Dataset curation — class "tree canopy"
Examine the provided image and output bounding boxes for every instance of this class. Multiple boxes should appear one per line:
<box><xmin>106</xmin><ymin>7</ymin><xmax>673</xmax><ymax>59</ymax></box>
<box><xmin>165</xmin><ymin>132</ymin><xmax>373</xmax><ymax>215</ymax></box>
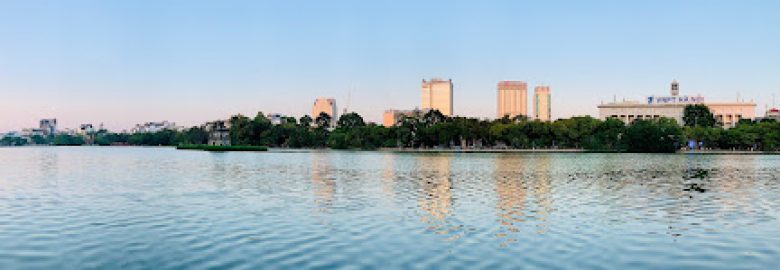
<box><xmin>683</xmin><ymin>104</ymin><xmax>717</xmax><ymax>128</ymax></box>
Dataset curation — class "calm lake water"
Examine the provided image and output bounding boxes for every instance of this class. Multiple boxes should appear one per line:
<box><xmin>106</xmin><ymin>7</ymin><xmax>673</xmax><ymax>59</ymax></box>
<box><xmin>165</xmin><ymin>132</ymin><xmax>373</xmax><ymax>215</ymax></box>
<box><xmin>0</xmin><ymin>147</ymin><xmax>778</xmax><ymax>269</ymax></box>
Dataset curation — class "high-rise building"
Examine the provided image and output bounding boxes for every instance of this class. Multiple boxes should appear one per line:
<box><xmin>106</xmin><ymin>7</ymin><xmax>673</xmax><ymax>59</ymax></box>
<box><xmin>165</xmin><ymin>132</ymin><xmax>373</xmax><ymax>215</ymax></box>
<box><xmin>497</xmin><ymin>81</ymin><xmax>528</xmax><ymax>119</ymax></box>
<box><xmin>39</xmin><ymin>118</ymin><xmax>57</xmax><ymax>136</ymax></box>
<box><xmin>312</xmin><ymin>98</ymin><xmax>338</xmax><ymax>127</ymax></box>
<box><xmin>534</xmin><ymin>86</ymin><xmax>551</xmax><ymax>121</ymax></box>
<box><xmin>421</xmin><ymin>78</ymin><xmax>454</xmax><ymax>116</ymax></box>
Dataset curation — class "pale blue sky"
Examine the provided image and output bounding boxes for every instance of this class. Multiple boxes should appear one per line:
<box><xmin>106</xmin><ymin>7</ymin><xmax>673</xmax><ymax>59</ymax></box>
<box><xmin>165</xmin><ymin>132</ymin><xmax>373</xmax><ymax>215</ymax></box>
<box><xmin>1</xmin><ymin>0</ymin><xmax>778</xmax><ymax>132</ymax></box>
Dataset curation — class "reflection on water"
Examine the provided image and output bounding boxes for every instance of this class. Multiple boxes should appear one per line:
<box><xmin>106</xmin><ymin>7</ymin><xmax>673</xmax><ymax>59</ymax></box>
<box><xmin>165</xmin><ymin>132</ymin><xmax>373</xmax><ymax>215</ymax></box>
<box><xmin>494</xmin><ymin>155</ymin><xmax>526</xmax><ymax>246</ymax></box>
<box><xmin>416</xmin><ymin>155</ymin><xmax>457</xmax><ymax>238</ymax></box>
<box><xmin>311</xmin><ymin>153</ymin><xmax>335</xmax><ymax>213</ymax></box>
<box><xmin>1</xmin><ymin>148</ymin><xmax>779</xmax><ymax>269</ymax></box>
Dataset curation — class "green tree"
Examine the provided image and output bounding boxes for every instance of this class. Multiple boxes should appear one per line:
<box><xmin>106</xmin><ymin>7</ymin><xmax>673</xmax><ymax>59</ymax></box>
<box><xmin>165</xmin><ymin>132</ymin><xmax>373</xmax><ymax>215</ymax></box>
<box><xmin>683</xmin><ymin>104</ymin><xmax>717</xmax><ymax>127</ymax></box>
<box><xmin>584</xmin><ymin>118</ymin><xmax>626</xmax><ymax>151</ymax></box>
<box><xmin>52</xmin><ymin>134</ymin><xmax>85</xmax><ymax>146</ymax></box>
<box><xmin>299</xmin><ymin>115</ymin><xmax>313</xmax><ymax>127</ymax></box>
<box><xmin>337</xmin><ymin>112</ymin><xmax>366</xmax><ymax>129</ymax></box>
<box><xmin>315</xmin><ymin>112</ymin><xmax>332</xmax><ymax>128</ymax></box>
<box><xmin>624</xmin><ymin>118</ymin><xmax>683</xmax><ymax>153</ymax></box>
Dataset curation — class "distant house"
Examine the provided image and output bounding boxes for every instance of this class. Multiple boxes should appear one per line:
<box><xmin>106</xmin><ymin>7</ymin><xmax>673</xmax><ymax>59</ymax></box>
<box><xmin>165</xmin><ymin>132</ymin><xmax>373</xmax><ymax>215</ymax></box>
<box><xmin>268</xmin><ymin>113</ymin><xmax>285</xmax><ymax>125</ymax></box>
<box><xmin>206</xmin><ymin>121</ymin><xmax>230</xmax><ymax>146</ymax></box>
<box><xmin>131</xmin><ymin>121</ymin><xmax>176</xmax><ymax>133</ymax></box>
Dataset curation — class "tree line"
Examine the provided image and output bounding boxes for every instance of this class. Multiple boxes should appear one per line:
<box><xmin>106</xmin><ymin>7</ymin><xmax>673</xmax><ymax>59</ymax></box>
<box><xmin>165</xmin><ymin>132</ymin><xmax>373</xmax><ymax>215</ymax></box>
<box><xmin>4</xmin><ymin>105</ymin><xmax>777</xmax><ymax>153</ymax></box>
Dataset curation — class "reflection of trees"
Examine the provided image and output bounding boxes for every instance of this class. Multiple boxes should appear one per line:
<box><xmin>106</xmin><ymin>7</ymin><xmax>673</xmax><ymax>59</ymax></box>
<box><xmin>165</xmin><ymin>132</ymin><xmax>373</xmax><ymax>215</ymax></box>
<box><xmin>417</xmin><ymin>154</ymin><xmax>456</xmax><ymax>237</ymax></box>
<box><xmin>494</xmin><ymin>155</ymin><xmax>526</xmax><ymax>245</ymax></box>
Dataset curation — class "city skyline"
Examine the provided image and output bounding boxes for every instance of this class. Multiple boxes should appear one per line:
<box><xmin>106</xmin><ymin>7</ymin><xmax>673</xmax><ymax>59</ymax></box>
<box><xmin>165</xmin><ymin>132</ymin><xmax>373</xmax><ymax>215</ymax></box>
<box><xmin>1</xmin><ymin>1</ymin><xmax>778</xmax><ymax>132</ymax></box>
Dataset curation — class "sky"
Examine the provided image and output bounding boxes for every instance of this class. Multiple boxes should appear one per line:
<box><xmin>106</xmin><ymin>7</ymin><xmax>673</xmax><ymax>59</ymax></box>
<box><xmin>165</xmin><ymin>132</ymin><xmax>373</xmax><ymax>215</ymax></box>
<box><xmin>1</xmin><ymin>0</ymin><xmax>778</xmax><ymax>132</ymax></box>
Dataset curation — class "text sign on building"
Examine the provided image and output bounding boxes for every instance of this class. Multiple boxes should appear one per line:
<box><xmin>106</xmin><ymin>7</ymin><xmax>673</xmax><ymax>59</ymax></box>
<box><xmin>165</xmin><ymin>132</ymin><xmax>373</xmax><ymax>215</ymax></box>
<box><xmin>647</xmin><ymin>95</ymin><xmax>704</xmax><ymax>104</ymax></box>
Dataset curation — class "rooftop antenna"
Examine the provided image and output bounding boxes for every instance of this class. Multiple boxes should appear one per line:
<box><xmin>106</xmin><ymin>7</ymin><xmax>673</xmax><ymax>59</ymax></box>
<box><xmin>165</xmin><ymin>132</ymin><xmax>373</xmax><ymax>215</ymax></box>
<box><xmin>343</xmin><ymin>85</ymin><xmax>352</xmax><ymax>115</ymax></box>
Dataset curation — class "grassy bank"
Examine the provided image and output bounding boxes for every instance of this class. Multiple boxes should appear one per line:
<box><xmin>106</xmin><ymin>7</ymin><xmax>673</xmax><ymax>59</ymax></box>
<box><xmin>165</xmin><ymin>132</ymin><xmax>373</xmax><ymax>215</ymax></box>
<box><xmin>176</xmin><ymin>145</ymin><xmax>268</xmax><ymax>152</ymax></box>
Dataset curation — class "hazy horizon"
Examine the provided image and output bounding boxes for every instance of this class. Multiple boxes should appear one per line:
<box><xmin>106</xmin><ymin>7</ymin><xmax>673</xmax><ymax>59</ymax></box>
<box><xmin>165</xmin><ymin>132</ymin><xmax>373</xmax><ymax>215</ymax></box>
<box><xmin>1</xmin><ymin>0</ymin><xmax>778</xmax><ymax>132</ymax></box>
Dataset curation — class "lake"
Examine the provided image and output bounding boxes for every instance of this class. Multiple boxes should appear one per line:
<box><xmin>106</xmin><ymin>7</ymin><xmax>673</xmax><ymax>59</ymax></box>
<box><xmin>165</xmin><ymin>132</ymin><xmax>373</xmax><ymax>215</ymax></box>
<box><xmin>0</xmin><ymin>147</ymin><xmax>778</xmax><ymax>269</ymax></box>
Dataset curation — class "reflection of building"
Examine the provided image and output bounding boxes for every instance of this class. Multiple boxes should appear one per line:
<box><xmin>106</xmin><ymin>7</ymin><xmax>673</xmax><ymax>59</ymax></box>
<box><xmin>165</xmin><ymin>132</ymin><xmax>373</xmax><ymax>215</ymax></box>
<box><xmin>311</xmin><ymin>153</ymin><xmax>335</xmax><ymax>212</ymax></box>
<box><xmin>421</xmin><ymin>78</ymin><xmax>454</xmax><ymax>116</ymax></box>
<box><xmin>418</xmin><ymin>155</ymin><xmax>453</xmax><ymax>232</ymax></box>
<box><xmin>494</xmin><ymin>155</ymin><xmax>527</xmax><ymax>244</ymax></box>
<box><xmin>382</xmin><ymin>108</ymin><xmax>429</xmax><ymax>127</ymax></box>
<box><xmin>533</xmin><ymin>86</ymin><xmax>551</xmax><ymax>121</ymax></box>
<box><xmin>39</xmin><ymin>119</ymin><xmax>57</xmax><ymax>136</ymax></box>
<box><xmin>312</xmin><ymin>98</ymin><xmax>338</xmax><ymax>127</ymax></box>
<box><xmin>206</xmin><ymin>121</ymin><xmax>230</xmax><ymax>146</ymax></box>
<box><xmin>497</xmin><ymin>81</ymin><xmax>528</xmax><ymax>119</ymax></box>
<box><xmin>598</xmin><ymin>81</ymin><xmax>756</xmax><ymax>128</ymax></box>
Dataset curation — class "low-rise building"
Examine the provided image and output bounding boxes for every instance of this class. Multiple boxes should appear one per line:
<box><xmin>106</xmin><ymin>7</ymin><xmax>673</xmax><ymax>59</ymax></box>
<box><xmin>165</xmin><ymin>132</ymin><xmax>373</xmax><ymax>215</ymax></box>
<box><xmin>383</xmin><ymin>108</ymin><xmax>430</xmax><ymax>127</ymax></box>
<box><xmin>756</xmin><ymin>108</ymin><xmax>780</xmax><ymax>122</ymax></box>
<box><xmin>268</xmin><ymin>113</ymin><xmax>285</xmax><ymax>125</ymax></box>
<box><xmin>206</xmin><ymin>121</ymin><xmax>231</xmax><ymax>146</ymax></box>
<box><xmin>78</xmin><ymin>124</ymin><xmax>95</xmax><ymax>135</ymax></box>
<box><xmin>598</xmin><ymin>81</ymin><xmax>756</xmax><ymax>128</ymax></box>
<box><xmin>21</xmin><ymin>128</ymin><xmax>45</xmax><ymax>137</ymax></box>
<box><xmin>132</xmin><ymin>121</ymin><xmax>176</xmax><ymax>133</ymax></box>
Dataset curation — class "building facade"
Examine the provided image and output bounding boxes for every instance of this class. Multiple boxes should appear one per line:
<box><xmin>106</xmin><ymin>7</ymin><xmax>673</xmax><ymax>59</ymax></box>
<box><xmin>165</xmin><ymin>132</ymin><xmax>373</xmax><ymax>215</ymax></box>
<box><xmin>497</xmin><ymin>81</ymin><xmax>528</xmax><ymax>119</ymax></box>
<box><xmin>597</xmin><ymin>81</ymin><xmax>756</xmax><ymax>128</ymax></box>
<box><xmin>533</xmin><ymin>86</ymin><xmax>551</xmax><ymax>121</ymax></box>
<box><xmin>421</xmin><ymin>78</ymin><xmax>454</xmax><ymax>116</ymax></box>
<box><xmin>312</xmin><ymin>98</ymin><xmax>338</xmax><ymax>127</ymax></box>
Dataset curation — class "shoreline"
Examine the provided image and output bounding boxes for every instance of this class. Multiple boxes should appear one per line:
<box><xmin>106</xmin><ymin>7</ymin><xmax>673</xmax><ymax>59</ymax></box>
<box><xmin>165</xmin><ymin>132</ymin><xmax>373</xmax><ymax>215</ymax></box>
<box><xmin>1</xmin><ymin>145</ymin><xmax>778</xmax><ymax>155</ymax></box>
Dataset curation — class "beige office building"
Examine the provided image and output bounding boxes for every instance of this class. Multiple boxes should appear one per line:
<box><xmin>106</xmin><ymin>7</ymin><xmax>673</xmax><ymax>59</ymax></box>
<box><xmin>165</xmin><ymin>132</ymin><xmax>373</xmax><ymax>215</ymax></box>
<box><xmin>534</xmin><ymin>86</ymin><xmax>552</xmax><ymax>121</ymax></box>
<box><xmin>312</xmin><ymin>98</ymin><xmax>337</xmax><ymax>127</ymax></box>
<box><xmin>597</xmin><ymin>81</ymin><xmax>756</xmax><ymax>128</ymax></box>
<box><xmin>497</xmin><ymin>81</ymin><xmax>528</xmax><ymax>119</ymax></box>
<box><xmin>421</xmin><ymin>78</ymin><xmax>454</xmax><ymax>116</ymax></box>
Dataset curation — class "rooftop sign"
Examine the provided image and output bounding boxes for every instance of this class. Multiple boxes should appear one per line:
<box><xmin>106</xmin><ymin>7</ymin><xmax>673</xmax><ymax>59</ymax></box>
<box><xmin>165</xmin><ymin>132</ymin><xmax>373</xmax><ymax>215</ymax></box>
<box><xmin>647</xmin><ymin>95</ymin><xmax>704</xmax><ymax>105</ymax></box>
